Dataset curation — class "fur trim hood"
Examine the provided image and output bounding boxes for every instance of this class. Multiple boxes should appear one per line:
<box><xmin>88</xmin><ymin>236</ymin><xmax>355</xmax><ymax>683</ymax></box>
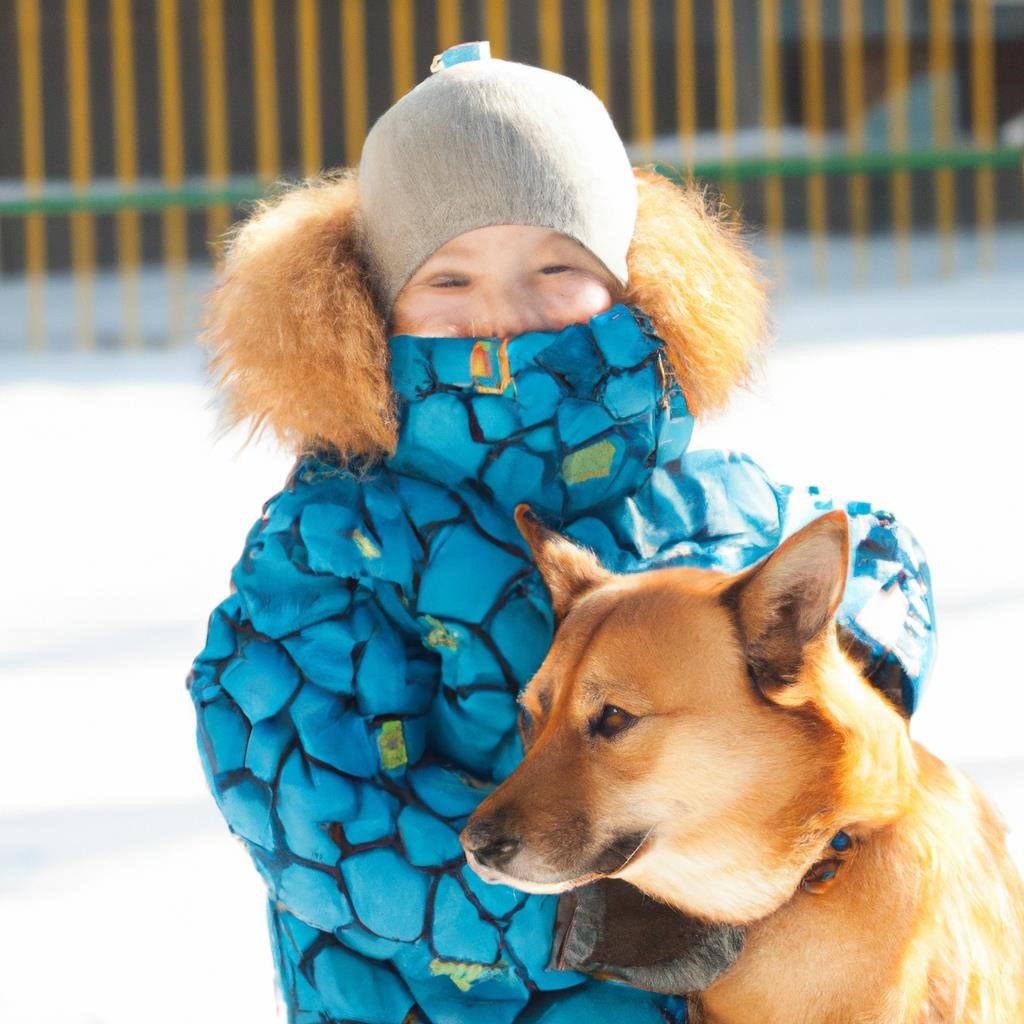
<box><xmin>203</xmin><ymin>169</ymin><xmax>767</xmax><ymax>458</ymax></box>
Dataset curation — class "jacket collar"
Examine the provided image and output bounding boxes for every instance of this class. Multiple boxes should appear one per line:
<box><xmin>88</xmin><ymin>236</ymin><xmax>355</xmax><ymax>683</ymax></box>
<box><xmin>386</xmin><ymin>305</ymin><xmax>693</xmax><ymax>521</ymax></box>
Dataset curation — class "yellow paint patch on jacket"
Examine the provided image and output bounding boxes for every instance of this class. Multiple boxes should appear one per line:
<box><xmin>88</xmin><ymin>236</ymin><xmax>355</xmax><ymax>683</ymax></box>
<box><xmin>429</xmin><ymin>958</ymin><xmax>507</xmax><ymax>992</ymax></box>
<box><xmin>470</xmin><ymin>338</ymin><xmax>513</xmax><ymax>395</ymax></box>
<box><xmin>352</xmin><ymin>528</ymin><xmax>381</xmax><ymax>558</ymax></box>
<box><xmin>377</xmin><ymin>720</ymin><xmax>408</xmax><ymax>770</ymax></box>
<box><xmin>423</xmin><ymin>615</ymin><xmax>458</xmax><ymax>651</ymax></box>
<box><xmin>561</xmin><ymin>439</ymin><xmax>617</xmax><ymax>484</ymax></box>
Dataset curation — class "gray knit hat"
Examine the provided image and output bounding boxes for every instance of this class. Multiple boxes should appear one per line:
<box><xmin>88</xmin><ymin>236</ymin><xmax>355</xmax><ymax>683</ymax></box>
<box><xmin>358</xmin><ymin>43</ymin><xmax>638</xmax><ymax>312</ymax></box>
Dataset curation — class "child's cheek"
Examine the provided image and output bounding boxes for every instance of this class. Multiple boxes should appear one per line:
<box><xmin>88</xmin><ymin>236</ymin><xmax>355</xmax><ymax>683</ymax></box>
<box><xmin>547</xmin><ymin>277</ymin><xmax>615</xmax><ymax>328</ymax></box>
<box><xmin>392</xmin><ymin>290</ymin><xmax>473</xmax><ymax>338</ymax></box>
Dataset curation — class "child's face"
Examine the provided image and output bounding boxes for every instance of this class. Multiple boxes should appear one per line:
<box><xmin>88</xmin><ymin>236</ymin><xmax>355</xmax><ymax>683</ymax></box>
<box><xmin>391</xmin><ymin>225</ymin><xmax>618</xmax><ymax>338</ymax></box>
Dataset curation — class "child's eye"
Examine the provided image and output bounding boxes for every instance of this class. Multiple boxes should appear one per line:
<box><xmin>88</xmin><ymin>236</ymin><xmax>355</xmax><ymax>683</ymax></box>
<box><xmin>430</xmin><ymin>277</ymin><xmax>469</xmax><ymax>288</ymax></box>
<box><xmin>539</xmin><ymin>265</ymin><xmax>572</xmax><ymax>275</ymax></box>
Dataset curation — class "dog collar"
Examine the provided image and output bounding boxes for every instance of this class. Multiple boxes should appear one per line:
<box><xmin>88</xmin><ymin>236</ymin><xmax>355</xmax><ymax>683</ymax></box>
<box><xmin>800</xmin><ymin>831</ymin><xmax>853</xmax><ymax>895</ymax></box>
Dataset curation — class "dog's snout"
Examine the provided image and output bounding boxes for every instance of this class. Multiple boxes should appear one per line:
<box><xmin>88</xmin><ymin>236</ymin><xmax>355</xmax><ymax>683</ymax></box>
<box><xmin>462</xmin><ymin>816</ymin><xmax>522</xmax><ymax>869</ymax></box>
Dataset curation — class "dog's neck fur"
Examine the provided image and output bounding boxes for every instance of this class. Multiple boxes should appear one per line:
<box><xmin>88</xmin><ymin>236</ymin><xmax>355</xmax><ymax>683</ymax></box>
<box><xmin>697</xmin><ymin>760</ymin><xmax>1024</xmax><ymax>1024</ymax></box>
<box><xmin>617</xmin><ymin>638</ymin><xmax>918</xmax><ymax>927</ymax></box>
<box><xmin>693</xmin><ymin>646</ymin><xmax>1022</xmax><ymax>1024</ymax></box>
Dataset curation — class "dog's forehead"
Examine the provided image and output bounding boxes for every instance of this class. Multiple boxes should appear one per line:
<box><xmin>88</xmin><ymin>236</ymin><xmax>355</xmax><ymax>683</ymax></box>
<box><xmin>591</xmin><ymin>567</ymin><xmax>727</xmax><ymax>635</ymax></box>
<box><xmin>544</xmin><ymin>568</ymin><xmax>737</xmax><ymax>703</ymax></box>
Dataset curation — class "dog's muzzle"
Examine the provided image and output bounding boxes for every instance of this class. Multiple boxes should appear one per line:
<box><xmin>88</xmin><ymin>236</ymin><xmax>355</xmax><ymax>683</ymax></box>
<box><xmin>462</xmin><ymin>807</ymin><xmax>653</xmax><ymax>894</ymax></box>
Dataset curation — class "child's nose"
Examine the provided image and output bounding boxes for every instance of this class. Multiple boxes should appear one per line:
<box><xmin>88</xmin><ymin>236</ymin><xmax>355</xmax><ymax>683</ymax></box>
<box><xmin>478</xmin><ymin>287</ymin><xmax>549</xmax><ymax>339</ymax></box>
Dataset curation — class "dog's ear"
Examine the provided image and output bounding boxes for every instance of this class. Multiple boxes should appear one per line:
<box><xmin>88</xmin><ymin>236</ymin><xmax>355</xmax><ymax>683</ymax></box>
<box><xmin>725</xmin><ymin>512</ymin><xmax>849</xmax><ymax>706</ymax></box>
<box><xmin>515</xmin><ymin>504</ymin><xmax>610</xmax><ymax>621</ymax></box>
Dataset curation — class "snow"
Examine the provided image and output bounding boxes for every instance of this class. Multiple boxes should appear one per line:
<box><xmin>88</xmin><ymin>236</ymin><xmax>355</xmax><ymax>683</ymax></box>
<box><xmin>1</xmin><ymin>239</ymin><xmax>1022</xmax><ymax>1023</ymax></box>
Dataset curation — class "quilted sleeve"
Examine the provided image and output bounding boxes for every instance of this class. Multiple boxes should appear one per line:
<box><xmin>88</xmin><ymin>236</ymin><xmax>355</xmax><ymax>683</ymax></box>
<box><xmin>622</xmin><ymin>449</ymin><xmax>936</xmax><ymax>714</ymax></box>
<box><xmin>187</xmin><ymin>465</ymin><xmax>434</xmax><ymax>1021</ymax></box>
<box><xmin>188</xmin><ymin>461</ymin><xmax>683</xmax><ymax>1024</ymax></box>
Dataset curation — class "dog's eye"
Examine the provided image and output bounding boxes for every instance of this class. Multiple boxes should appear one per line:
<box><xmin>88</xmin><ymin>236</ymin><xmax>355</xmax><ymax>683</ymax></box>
<box><xmin>592</xmin><ymin>705</ymin><xmax>636</xmax><ymax>739</ymax></box>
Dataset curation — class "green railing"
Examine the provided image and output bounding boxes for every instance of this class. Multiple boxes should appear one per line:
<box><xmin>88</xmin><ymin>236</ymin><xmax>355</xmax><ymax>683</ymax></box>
<box><xmin>2</xmin><ymin>147</ymin><xmax>1019</xmax><ymax>217</ymax></box>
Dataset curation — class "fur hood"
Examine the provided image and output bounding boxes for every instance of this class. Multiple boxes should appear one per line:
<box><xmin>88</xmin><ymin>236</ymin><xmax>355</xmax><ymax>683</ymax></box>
<box><xmin>203</xmin><ymin>169</ymin><xmax>768</xmax><ymax>458</ymax></box>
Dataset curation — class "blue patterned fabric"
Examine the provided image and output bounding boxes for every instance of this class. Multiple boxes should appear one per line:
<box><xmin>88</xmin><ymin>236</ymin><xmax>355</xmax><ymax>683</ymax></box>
<box><xmin>189</xmin><ymin>305</ymin><xmax>935</xmax><ymax>1022</ymax></box>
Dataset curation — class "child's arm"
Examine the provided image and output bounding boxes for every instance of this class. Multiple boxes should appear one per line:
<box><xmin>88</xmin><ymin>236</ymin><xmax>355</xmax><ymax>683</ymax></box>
<box><xmin>610</xmin><ymin>448</ymin><xmax>935</xmax><ymax>714</ymax></box>
<box><xmin>188</xmin><ymin>459</ymin><xmax>678</xmax><ymax>1023</ymax></box>
<box><xmin>188</xmin><ymin>479</ymin><xmax>434</xmax><ymax>1020</ymax></box>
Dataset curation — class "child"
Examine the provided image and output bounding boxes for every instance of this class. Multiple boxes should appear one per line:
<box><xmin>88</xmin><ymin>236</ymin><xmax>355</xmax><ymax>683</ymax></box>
<box><xmin>189</xmin><ymin>44</ymin><xmax>934</xmax><ymax>1024</ymax></box>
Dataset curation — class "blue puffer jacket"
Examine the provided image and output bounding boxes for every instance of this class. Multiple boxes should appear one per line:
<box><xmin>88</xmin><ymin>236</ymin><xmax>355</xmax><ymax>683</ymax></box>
<box><xmin>189</xmin><ymin>306</ymin><xmax>935</xmax><ymax>1024</ymax></box>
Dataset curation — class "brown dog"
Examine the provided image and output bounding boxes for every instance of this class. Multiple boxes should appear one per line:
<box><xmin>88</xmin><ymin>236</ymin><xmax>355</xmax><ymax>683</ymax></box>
<box><xmin>462</xmin><ymin>506</ymin><xmax>1024</xmax><ymax>1023</ymax></box>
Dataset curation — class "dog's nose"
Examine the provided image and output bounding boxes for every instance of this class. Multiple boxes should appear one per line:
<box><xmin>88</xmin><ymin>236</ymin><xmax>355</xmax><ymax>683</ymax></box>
<box><xmin>462</xmin><ymin>817</ymin><xmax>522</xmax><ymax>870</ymax></box>
<box><xmin>473</xmin><ymin>836</ymin><xmax>522</xmax><ymax>869</ymax></box>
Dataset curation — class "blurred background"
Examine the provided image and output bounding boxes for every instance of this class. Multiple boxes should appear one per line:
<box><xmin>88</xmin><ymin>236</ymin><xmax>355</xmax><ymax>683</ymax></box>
<box><xmin>1</xmin><ymin>2</ymin><xmax>1022</xmax><ymax>1023</ymax></box>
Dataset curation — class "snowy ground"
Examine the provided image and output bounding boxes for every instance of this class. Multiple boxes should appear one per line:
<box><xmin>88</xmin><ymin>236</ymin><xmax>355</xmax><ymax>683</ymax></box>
<box><xmin>1</xmin><ymin>239</ymin><xmax>1022</xmax><ymax>1023</ymax></box>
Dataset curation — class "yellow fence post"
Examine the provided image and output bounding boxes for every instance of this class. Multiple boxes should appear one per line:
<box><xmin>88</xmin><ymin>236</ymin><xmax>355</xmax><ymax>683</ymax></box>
<box><xmin>886</xmin><ymin>0</ymin><xmax>911</xmax><ymax>283</ymax></box>
<box><xmin>390</xmin><ymin>0</ymin><xmax>416</xmax><ymax>99</ymax></box>
<box><xmin>714</xmin><ymin>0</ymin><xmax>737</xmax><ymax>210</ymax></box>
<box><xmin>252</xmin><ymin>0</ymin><xmax>281</xmax><ymax>184</ymax></box>
<box><xmin>437</xmin><ymin>0</ymin><xmax>461</xmax><ymax>52</ymax></box>
<box><xmin>929</xmin><ymin>0</ymin><xmax>955</xmax><ymax>276</ymax></box>
<box><xmin>66</xmin><ymin>0</ymin><xmax>96</xmax><ymax>350</ymax></box>
<box><xmin>586</xmin><ymin>0</ymin><xmax>610</xmax><ymax>110</ymax></box>
<box><xmin>539</xmin><ymin>0</ymin><xmax>564</xmax><ymax>73</ymax></box>
<box><xmin>760</xmin><ymin>0</ymin><xmax>785</xmax><ymax>285</ymax></box>
<box><xmin>675</xmin><ymin>0</ymin><xmax>696</xmax><ymax>175</ymax></box>
<box><xmin>342</xmin><ymin>0</ymin><xmax>367</xmax><ymax>167</ymax></box>
<box><xmin>201</xmin><ymin>0</ymin><xmax>231</xmax><ymax>259</ymax></box>
<box><xmin>485</xmin><ymin>0</ymin><xmax>508</xmax><ymax>59</ymax></box>
<box><xmin>970</xmin><ymin>0</ymin><xmax>997</xmax><ymax>271</ymax></box>
<box><xmin>630</xmin><ymin>0</ymin><xmax>655</xmax><ymax>165</ymax></box>
<box><xmin>297</xmin><ymin>0</ymin><xmax>323</xmax><ymax>178</ymax></box>
<box><xmin>800</xmin><ymin>0</ymin><xmax>827</xmax><ymax>286</ymax></box>
<box><xmin>110</xmin><ymin>0</ymin><xmax>141</xmax><ymax>348</ymax></box>
<box><xmin>158</xmin><ymin>0</ymin><xmax>188</xmax><ymax>345</ymax></box>
<box><xmin>841</xmin><ymin>0</ymin><xmax>868</xmax><ymax>285</ymax></box>
<box><xmin>16</xmin><ymin>0</ymin><xmax>46</xmax><ymax>352</ymax></box>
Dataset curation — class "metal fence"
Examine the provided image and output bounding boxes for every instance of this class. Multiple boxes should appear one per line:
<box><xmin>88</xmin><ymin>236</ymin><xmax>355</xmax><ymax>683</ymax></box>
<box><xmin>1</xmin><ymin>0</ymin><xmax>1021</xmax><ymax>351</ymax></box>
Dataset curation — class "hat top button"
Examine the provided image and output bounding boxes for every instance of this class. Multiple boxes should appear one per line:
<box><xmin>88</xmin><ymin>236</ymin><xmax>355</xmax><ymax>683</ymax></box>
<box><xmin>430</xmin><ymin>41</ymin><xmax>492</xmax><ymax>73</ymax></box>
